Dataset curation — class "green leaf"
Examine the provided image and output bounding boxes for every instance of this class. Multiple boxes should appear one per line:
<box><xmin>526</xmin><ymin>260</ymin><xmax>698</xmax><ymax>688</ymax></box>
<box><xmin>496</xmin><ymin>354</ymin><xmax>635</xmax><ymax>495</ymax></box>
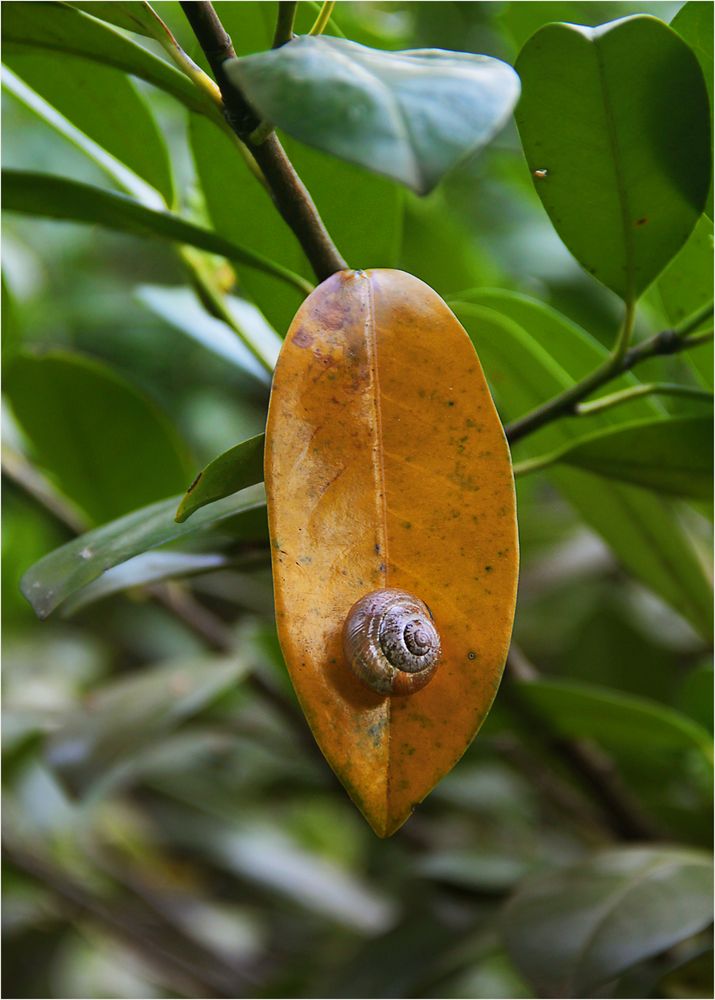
<box><xmin>452</xmin><ymin>291</ymin><xmax>713</xmax><ymax>635</ymax></box>
<box><xmin>516</xmin><ymin>677</ymin><xmax>713</xmax><ymax>763</ymax></box>
<box><xmin>2</xmin><ymin>170</ymin><xmax>313</xmax><ymax>295</ymax></box>
<box><xmin>527</xmin><ymin>415</ymin><xmax>714</xmax><ymax>500</ymax></box>
<box><xmin>61</xmin><ymin>550</ymin><xmax>230</xmax><ymax>615</ymax></box>
<box><xmin>2</xmin><ymin>1</ymin><xmax>211</xmax><ymax>116</ymax></box>
<box><xmin>68</xmin><ymin>1</ymin><xmax>169</xmax><ymax>39</ymax></box>
<box><xmin>20</xmin><ymin>484</ymin><xmax>267</xmax><ymax>619</ymax></box>
<box><xmin>672</xmin><ymin>1</ymin><xmax>713</xmax><ymax>219</ymax></box>
<box><xmin>226</xmin><ymin>36</ymin><xmax>520</xmax><ymax>194</ymax></box>
<box><xmin>5</xmin><ymin>351</ymin><xmax>191</xmax><ymax>524</ymax></box>
<box><xmin>136</xmin><ymin>284</ymin><xmax>279</xmax><ymax>381</ymax></box>
<box><xmin>503</xmin><ymin>846</ymin><xmax>714</xmax><ymax>997</ymax></box>
<box><xmin>175</xmin><ymin>434</ymin><xmax>265</xmax><ymax>524</ymax></box>
<box><xmin>4</xmin><ymin>50</ymin><xmax>174</xmax><ymax>204</ymax></box>
<box><xmin>677</xmin><ymin>664</ymin><xmax>714</xmax><ymax>736</ymax></box>
<box><xmin>657</xmin><ymin>217</ymin><xmax>713</xmax><ymax>328</ymax></box>
<box><xmin>399</xmin><ymin>191</ymin><xmax>502</xmax><ymax>299</ymax></box>
<box><xmin>2</xmin><ymin>272</ymin><xmax>21</xmax><ymax>366</ymax></box>
<box><xmin>515</xmin><ymin>15</ymin><xmax>711</xmax><ymax>301</ymax></box>
<box><xmin>3</xmin><ymin>67</ymin><xmax>162</xmax><ymax>204</ymax></box>
<box><xmin>654</xmin><ymin>217</ymin><xmax>714</xmax><ymax>391</ymax></box>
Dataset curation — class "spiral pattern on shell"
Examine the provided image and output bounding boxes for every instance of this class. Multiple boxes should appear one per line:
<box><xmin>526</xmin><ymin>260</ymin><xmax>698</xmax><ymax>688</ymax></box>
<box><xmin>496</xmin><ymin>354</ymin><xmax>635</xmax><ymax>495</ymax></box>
<box><xmin>342</xmin><ymin>589</ymin><xmax>441</xmax><ymax>696</ymax></box>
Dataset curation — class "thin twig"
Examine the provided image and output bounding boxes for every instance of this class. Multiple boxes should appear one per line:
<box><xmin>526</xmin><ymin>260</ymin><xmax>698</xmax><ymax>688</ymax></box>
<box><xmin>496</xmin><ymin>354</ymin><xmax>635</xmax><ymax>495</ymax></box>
<box><xmin>507</xmin><ymin>315</ymin><xmax>713</xmax><ymax>444</ymax></box>
<box><xmin>180</xmin><ymin>1</ymin><xmax>348</xmax><ymax>282</ymax></box>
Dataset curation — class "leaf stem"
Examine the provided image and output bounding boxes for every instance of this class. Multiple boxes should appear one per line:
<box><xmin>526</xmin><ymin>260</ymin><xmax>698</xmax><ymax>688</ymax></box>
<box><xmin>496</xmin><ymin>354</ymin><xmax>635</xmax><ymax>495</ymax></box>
<box><xmin>273</xmin><ymin>1</ymin><xmax>298</xmax><ymax>47</ymax></box>
<box><xmin>512</xmin><ymin>452</ymin><xmax>558</xmax><ymax>478</ymax></box>
<box><xmin>675</xmin><ymin>300</ymin><xmax>713</xmax><ymax>337</ymax></box>
<box><xmin>506</xmin><ymin>306</ymin><xmax>711</xmax><ymax>444</ymax></box>
<box><xmin>180</xmin><ymin>1</ymin><xmax>348</xmax><ymax>283</ymax></box>
<box><xmin>683</xmin><ymin>328</ymin><xmax>714</xmax><ymax>348</ymax></box>
<box><xmin>575</xmin><ymin>382</ymin><xmax>713</xmax><ymax>417</ymax></box>
<box><xmin>309</xmin><ymin>0</ymin><xmax>336</xmax><ymax>36</ymax></box>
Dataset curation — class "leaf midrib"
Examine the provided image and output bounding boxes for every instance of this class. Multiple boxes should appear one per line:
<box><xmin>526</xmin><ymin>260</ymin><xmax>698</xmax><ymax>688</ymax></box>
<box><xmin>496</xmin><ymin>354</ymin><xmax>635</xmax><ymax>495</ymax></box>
<box><xmin>592</xmin><ymin>31</ymin><xmax>636</xmax><ymax>304</ymax></box>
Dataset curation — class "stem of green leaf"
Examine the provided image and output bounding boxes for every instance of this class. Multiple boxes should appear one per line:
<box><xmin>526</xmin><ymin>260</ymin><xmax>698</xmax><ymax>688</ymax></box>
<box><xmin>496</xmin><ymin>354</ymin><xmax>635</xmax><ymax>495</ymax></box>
<box><xmin>512</xmin><ymin>452</ymin><xmax>558</xmax><ymax>479</ymax></box>
<box><xmin>273</xmin><ymin>1</ymin><xmax>298</xmax><ymax>47</ymax></box>
<box><xmin>507</xmin><ymin>300</ymin><xmax>636</xmax><ymax>443</ymax></box>
<box><xmin>309</xmin><ymin>0</ymin><xmax>336</xmax><ymax>36</ymax></box>
<box><xmin>575</xmin><ymin>382</ymin><xmax>713</xmax><ymax>417</ymax></box>
<box><xmin>506</xmin><ymin>307</ymin><xmax>713</xmax><ymax>445</ymax></box>
<box><xmin>675</xmin><ymin>300</ymin><xmax>713</xmax><ymax>338</ymax></box>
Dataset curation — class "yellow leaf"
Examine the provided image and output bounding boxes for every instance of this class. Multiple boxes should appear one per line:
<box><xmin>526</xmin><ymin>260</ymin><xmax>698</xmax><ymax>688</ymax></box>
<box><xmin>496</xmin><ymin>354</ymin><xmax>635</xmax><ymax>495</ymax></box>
<box><xmin>265</xmin><ymin>269</ymin><xmax>518</xmax><ymax>835</ymax></box>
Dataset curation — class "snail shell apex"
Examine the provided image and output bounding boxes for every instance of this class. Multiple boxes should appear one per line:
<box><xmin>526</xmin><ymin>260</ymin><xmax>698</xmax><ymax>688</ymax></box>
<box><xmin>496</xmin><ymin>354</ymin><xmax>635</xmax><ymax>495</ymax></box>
<box><xmin>342</xmin><ymin>589</ymin><xmax>441</xmax><ymax>696</ymax></box>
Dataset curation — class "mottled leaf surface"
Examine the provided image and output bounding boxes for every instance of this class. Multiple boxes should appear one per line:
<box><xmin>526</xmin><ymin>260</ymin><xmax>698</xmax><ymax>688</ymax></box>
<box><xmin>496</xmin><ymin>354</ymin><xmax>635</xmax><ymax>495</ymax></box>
<box><xmin>265</xmin><ymin>270</ymin><xmax>518</xmax><ymax>835</ymax></box>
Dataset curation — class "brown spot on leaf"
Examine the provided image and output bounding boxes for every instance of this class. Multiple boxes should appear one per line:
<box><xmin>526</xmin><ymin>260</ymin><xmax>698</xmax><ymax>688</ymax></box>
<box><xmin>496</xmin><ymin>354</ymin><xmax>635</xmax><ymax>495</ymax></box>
<box><xmin>293</xmin><ymin>327</ymin><xmax>314</xmax><ymax>348</ymax></box>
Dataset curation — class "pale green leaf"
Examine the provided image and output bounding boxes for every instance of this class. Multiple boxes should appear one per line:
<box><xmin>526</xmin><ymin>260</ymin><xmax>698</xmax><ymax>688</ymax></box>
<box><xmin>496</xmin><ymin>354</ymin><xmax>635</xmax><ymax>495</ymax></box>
<box><xmin>226</xmin><ymin>36</ymin><xmax>520</xmax><ymax>194</ymax></box>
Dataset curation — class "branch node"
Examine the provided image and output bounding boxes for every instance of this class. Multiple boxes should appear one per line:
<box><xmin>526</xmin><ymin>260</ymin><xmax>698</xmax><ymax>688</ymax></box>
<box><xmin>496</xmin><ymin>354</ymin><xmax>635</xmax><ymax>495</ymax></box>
<box><xmin>658</xmin><ymin>328</ymin><xmax>681</xmax><ymax>354</ymax></box>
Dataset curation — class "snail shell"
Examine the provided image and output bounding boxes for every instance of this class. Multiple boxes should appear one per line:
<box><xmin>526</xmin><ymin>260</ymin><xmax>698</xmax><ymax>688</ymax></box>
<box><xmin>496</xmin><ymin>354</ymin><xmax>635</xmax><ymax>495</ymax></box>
<box><xmin>342</xmin><ymin>589</ymin><xmax>441</xmax><ymax>696</ymax></box>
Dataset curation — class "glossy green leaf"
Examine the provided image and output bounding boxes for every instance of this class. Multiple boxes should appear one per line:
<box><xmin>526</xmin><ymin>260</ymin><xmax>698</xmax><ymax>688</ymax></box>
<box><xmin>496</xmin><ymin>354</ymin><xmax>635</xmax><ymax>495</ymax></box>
<box><xmin>176</xmin><ymin>434</ymin><xmax>265</xmax><ymax>524</ymax></box>
<box><xmin>68</xmin><ymin>1</ymin><xmax>168</xmax><ymax>39</ymax></box>
<box><xmin>515</xmin><ymin>15</ymin><xmax>710</xmax><ymax>301</ymax></box>
<box><xmin>4</xmin><ymin>50</ymin><xmax>174</xmax><ymax>204</ymax></box>
<box><xmin>2</xmin><ymin>170</ymin><xmax>313</xmax><ymax>294</ymax></box>
<box><xmin>530</xmin><ymin>415</ymin><xmax>714</xmax><ymax>500</ymax></box>
<box><xmin>226</xmin><ymin>36</ymin><xmax>520</xmax><ymax>194</ymax></box>
<box><xmin>452</xmin><ymin>291</ymin><xmax>713</xmax><ymax>635</ymax></box>
<box><xmin>3</xmin><ymin>67</ymin><xmax>162</xmax><ymax>205</ymax></box>
<box><xmin>517</xmin><ymin>677</ymin><xmax>713</xmax><ymax>763</ymax></box>
<box><xmin>2</xmin><ymin>1</ymin><xmax>211</xmax><ymax>116</ymax></box>
<box><xmin>20</xmin><ymin>484</ymin><xmax>267</xmax><ymax>619</ymax></box>
<box><xmin>503</xmin><ymin>846</ymin><xmax>714</xmax><ymax>997</ymax></box>
<box><xmin>672</xmin><ymin>1</ymin><xmax>713</xmax><ymax>219</ymax></box>
<box><xmin>5</xmin><ymin>352</ymin><xmax>191</xmax><ymax>524</ymax></box>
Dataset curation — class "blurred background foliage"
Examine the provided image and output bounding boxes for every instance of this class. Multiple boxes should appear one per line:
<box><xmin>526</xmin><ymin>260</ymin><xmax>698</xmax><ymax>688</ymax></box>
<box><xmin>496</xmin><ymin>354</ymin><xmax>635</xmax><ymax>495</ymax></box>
<box><xmin>2</xmin><ymin>2</ymin><xmax>713</xmax><ymax>998</ymax></box>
